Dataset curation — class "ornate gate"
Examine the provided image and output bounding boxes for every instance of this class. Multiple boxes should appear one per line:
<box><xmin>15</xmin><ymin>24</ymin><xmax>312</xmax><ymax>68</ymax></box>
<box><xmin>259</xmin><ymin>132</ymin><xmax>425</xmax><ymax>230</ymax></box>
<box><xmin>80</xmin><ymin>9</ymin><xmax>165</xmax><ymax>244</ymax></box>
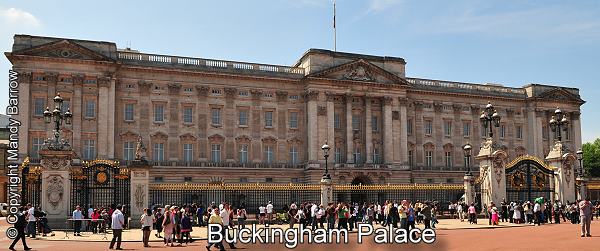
<box><xmin>505</xmin><ymin>156</ymin><xmax>555</xmax><ymax>203</ymax></box>
<box><xmin>70</xmin><ymin>160</ymin><xmax>130</xmax><ymax>215</ymax></box>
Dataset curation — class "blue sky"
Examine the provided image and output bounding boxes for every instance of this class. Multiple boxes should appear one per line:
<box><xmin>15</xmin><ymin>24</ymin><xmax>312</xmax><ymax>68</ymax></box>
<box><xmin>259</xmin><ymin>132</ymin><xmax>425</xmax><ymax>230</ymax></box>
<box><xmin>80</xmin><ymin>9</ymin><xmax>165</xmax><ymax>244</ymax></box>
<box><xmin>1</xmin><ymin>0</ymin><xmax>599</xmax><ymax>142</ymax></box>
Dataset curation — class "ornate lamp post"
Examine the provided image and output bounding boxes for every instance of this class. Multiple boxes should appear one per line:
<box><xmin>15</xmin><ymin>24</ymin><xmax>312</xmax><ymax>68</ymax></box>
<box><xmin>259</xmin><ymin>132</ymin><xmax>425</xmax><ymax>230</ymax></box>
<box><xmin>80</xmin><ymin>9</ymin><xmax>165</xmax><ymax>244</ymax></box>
<box><xmin>321</xmin><ymin>143</ymin><xmax>331</xmax><ymax>179</ymax></box>
<box><xmin>549</xmin><ymin>107</ymin><xmax>569</xmax><ymax>142</ymax></box>
<box><xmin>576</xmin><ymin>149</ymin><xmax>584</xmax><ymax>177</ymax></box>
<box><xmin>42</xmin><ymin>93</ymin><xmax>73</xmax><ymax>150</ymax></box>
<box><xmin>463</xmin><ymin>143</ymin><xmax>472</xmax><ymax>176</ymax></box>
<box><xmin>479</xmin><ymin>102</ymin><xmax>501</xmax><ymax>138</ymax></box>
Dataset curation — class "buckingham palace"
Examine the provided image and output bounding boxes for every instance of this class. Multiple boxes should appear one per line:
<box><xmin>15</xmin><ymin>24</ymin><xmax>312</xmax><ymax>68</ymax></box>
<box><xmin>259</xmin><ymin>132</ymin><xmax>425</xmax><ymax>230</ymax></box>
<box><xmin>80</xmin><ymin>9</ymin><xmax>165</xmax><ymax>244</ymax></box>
<box><xmin>6</xmin><ymin>34</ymin><xmax>585</xmax><ymax>186</ymax></box>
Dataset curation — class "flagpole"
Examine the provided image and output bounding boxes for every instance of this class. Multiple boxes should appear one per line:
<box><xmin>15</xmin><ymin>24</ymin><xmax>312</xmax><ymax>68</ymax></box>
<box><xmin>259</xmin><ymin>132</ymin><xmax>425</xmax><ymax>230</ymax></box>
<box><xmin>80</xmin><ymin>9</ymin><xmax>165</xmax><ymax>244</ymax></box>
<box><xmin>333</xmin><ymin>0</ymin><xmax>336</xmax><ymax>52</ymax></box>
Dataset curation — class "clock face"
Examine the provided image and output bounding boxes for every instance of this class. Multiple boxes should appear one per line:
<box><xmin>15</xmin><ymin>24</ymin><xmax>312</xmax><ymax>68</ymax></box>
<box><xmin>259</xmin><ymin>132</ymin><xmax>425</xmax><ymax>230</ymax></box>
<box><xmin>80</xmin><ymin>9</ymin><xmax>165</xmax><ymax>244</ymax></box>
<box><xmin>96</xmin><ymin>171</ymin><xmax>108</xmax><ymax>184</ymax></box>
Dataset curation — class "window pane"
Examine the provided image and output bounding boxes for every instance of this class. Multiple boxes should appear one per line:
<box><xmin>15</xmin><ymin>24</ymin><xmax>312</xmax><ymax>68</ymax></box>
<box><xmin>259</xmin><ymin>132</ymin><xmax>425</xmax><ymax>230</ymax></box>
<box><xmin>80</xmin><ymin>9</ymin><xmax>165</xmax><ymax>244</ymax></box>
<box><xmin>290</xmin><ymin>112</ymin><xmax>298</xmax><ymax>129</ymax></box>
<box><xmin>334</xmin><ymin>113</ymin><xmax>341</xmax><ymax>129</ymax></box>
<box><xmin>183</xmin><ymin>107</ymin><xmax>193</xmax><ymax>123</ymax></box>
<box><xmin>352</xmin><ymin>115</ymin><xmax>360</xmax><ymax>130</ymax></box>
<box><xmin>183</xmin><ymin>143</ymin><xmax>193</xmax><ymax>161</ymax></box>
<box><xmin>265</xmin><ymin>111</ymin><xmax>273</xmax><ymax>127</ymax></box>
<box><xmin>34</xmin><ymin>98</ymin><xmax>45</xmax><ymax>116</ymax></box>
<box><xmin>212</xmin><ymin>109</ymin><xmax>221</xmax><ymax>125</ymax></box>
<box><xmin>85</xmin><ymin>101</ymin><xmax>95</xmax><ymax>118</ymax></box>
<box><xmin>125</xmin><ymin>104</ymin><xmax>134</xmax><ymax>121</ymax></box>
<box><xmin>239</xmin><ymin>110</ymin><xmax>248</xmax><ymax>126</ymax></box>
<box><xmin>154</xmin><ymin>105</ymin><xmax>164</xmax><ymax>122</ymax></box>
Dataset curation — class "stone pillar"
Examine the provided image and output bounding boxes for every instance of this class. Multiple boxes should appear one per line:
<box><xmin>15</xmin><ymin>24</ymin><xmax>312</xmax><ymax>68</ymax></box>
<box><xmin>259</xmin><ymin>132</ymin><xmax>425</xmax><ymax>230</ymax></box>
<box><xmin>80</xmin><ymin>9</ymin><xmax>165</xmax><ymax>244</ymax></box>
<box><xmin>129</xmin><ymin>161</ymin><xmax>151</xmax><ymax>228</ymax></box>
<box><xmin>546</xmin><ymin>141</ymin><xmax>576</xmax><ymax>203</ymax></box>
<box><xmin>383</xmin><ymin>96</ymin><xmax>393</xmax><ymax>164</ymax></box>
<box><xmin>475</xmin><ymin>138</ymin><xmax>507</xmax><ymax>210</ymax></box>
<box><xmin>97</xmin><ymin>78</ymin><xmax>110</xmax><ymax>158</ymax></box>
<box><xmin>320</xmin><ymin>177</ymin><xmax>333</xmax><ymax>207</ymax></box>
<box><xmin>306</xmin><ymin>90</ymin><xmax>319</xmax><ymax>162</ymax></box>
<box><xmin>326</xmin><ymin>93</ymin><xmax>335</xmax><ymax>152</ymax></box>
<box><xmin>399</xmin><ymin>98</ymin><xmax>409</xmax><ymax>166</ymax></box>
<box><xmin>345</xmin><ymin>94</ymin><xmax>354</xmax><ymax>164</ymax></box>
<box><xmin>365</xmin><ymin>96</ymin><xmax>373</xmax><ymax>164</ymax></box>
<box><xmin>17</xmin><ymin>72</ymin><xmax>31</xmax><ymax>157</ymax></box>
<box><xmin>40</xmin><ymin>150</ymin><xmax>74</xmax><ymax>228</ymax></box>
<box><xmin>464</xmin><ymin>174</ymin><xmax>475</xmax><ymax>206</ymax></box>
<box><xmin>72</xmin><ymin>75</ymin><xmax>83</xmax><ymax>153</ymax></box>
<box><xmin>108</xmin><ymin>78</ymin><xmax>116</xmax><ymax>158</ymax></box>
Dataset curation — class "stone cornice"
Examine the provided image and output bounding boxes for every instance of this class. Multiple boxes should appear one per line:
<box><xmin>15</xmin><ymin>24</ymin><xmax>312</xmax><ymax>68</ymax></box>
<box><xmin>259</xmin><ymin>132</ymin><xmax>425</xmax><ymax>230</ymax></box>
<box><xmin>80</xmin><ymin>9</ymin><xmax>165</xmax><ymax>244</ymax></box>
<box><xmin>168</xmin><ymin>83</ymin><xmax>182</xmax><ymax>95</ymax></box>
<box><xmin>304</xmin><ymin>90</ymin><xmax>319</xmax><ymax>101</ymax></box>
<box><xmin>195</xmin><ymin>85</ymin><xmax>209</xmax><ymax>96</ymax></box>
<box><xmin>276</xmin><ymin>91</ymin><xmax>288</xmax><ymax>102</ymax></box>
<box><xmin>224</xmin><ymin>87</ymin><xmax>237</xmax><ymax>99</ymax></box>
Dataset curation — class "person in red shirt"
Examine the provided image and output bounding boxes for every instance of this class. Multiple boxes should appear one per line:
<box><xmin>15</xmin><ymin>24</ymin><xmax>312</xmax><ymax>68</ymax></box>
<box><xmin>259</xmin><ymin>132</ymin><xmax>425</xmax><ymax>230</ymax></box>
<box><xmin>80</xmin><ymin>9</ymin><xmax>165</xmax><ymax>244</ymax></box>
<box><xmin>91</xmin><ymin>209</ymin><xmax>101</xmax><ymax>234</ymax></box>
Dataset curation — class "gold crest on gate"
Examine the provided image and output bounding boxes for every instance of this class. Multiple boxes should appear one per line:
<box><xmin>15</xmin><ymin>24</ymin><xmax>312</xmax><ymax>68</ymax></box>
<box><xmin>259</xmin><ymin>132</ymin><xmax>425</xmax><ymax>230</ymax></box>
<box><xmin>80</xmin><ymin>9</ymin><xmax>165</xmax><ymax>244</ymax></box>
<box><xmin>96</xmin><ymin>171</ymin><xmax>108</xmax><ymax>184</ymax></box>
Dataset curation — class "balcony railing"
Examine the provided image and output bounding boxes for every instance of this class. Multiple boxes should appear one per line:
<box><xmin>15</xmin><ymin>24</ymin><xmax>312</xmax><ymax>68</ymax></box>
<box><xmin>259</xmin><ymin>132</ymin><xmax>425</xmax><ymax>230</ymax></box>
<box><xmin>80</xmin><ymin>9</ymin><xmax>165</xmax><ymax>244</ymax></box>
<box><xmin>410</xmin><ymin>165</ymin><xmax>476</xmax><ymax>172</ymax></box>
<box><xmin>117</xmin><ymin>51</ymin><xmax>305</xmax><ymax>75</ymax></box>
<box><xmin>407</xmin><ymin>78</ymin><xmax>526</xmax><ymax>97</ymax></box>
<box><xmin>119</xmin><ymin>160</ymin><xmax>304</xmax><ymax>169</ymax></box>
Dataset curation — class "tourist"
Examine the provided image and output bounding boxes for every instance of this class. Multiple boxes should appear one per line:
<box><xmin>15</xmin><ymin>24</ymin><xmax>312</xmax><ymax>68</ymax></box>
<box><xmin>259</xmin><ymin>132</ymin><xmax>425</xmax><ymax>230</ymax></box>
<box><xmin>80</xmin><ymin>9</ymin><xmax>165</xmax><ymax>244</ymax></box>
<box><xmin>509</xmin><ymin>202</ymin><xmax>515</xmax><ymax>223</ymax></box>
<box><xmin>295</xmin><ymin>205</ymin><xmax>307</xmax><ymax>228</ymax></box>
<box><xmin>266</xmin><ymin>201</ymin><xmax>274</xmax><ymax>225</ymax></box>
<box><xmin>513</xmin><ymin>203</ymin><xmax>522</xmax><ymax>224</ymax></box>
<box><xmin>87</xmin><ymin>205</ymin><xmax>95</xmax><ymax>232</ymax></box>
<box><xmin>206</xmin><ymin>206</ymin><xmax>225</xmax><ymax>251</ymax></box>
<box><xmin>311</xmin><ymin>202</ymin><xmax>319</xmax><ymax>230</ymax></box>
<box><xmin>258</xmin><ymin>204</ymin><xmax>266</xmax><ymax>225</ymax></box>
<box><xmin>288</xmin><ymin>203</ymin><xmax>298</xmax><ymax>228</ymax></box>
<box><xmin>91</xmin><ymin>209</ymin><xmax>101</xmax><ymax>234</ymax></box>
<box><xmin>468</xmin><ymin>203</ymin><xmax>477</xmax><ymax>224</ymax></box>
<box><xmin>109</xmin><ymin>204</ymin><xmax>125</xmax><ymax>250</ymax></box>
<box><xmin>431</xmin><ymin>204</ymin><xmax>439</xmax><ymax>229</ymax></box>
<box><xmin>595</xmin><ymin>202</ymin><xmax>600</xmax><ymax>220</ymax></box>
<box><xmin>326</xmin><ymin>203</ymin><xmax>336</xmax><ymax>229</ymax></box>
<box><xmin>163</xmin><ymin>205</ymin><xmax>175</xmax><ymax>247</ymax></box>
<box><xmin>237</xmin><ymin>206</ymin><xmax>247</xmax><ymax>229</ymax></box>
<box><xmin>9</xmin><ymin>206</ymin><xmax>31</xmax><ymax>251</ymax></box>
<box><xmin>501</xmin><ymin>201</ymin><xmax>508</xmax><ymax>222</ymax></box>
<box><xmin>196</xmin><ymin>204</ymin><xmax>205</xmax><ymax>227</ymax></box>
<box><xmin>579</xmin><ymin>197</ymin><xmax>592</xmax><ymax>237</ymax></box>
<box><xmin>490</xmin><ymin>203</ymin><xmax>499</xmax><ymax>225</ymax></box>
<box><xmin>523</xmin><ymin>201</ymin><xmax>533</xmax><ymax>224</ymax></box>
<box><xmin>37</xmin><ymin>208</ymin><xmax>55</xmax><ymax>237</ymax></box>
<box><xmin>72</xmin><ymin>205</ymin><xmax>84</xmax><ymax>236</ymax></box>
<box><xmin>421</xmin><ymin>202</ymin><xmax>432</xmax><ymax>229</ymax></box>
<box><xmin>317</xmin><ymin>204</ymin><xmax>326</xmax><ymax>228</ymax></box>
<box><xmin>367</xmin><ymin>204</ymin><xmax>375</xmax><ymax>226</ymax></box>
<box><xmin>220</xmin><ymin>203</ymin><xmax>237</xmax><ymax>249</ymax></box>
<box><xmin>457</xmin><ymin>202</ymin><xmax>464</xmax><ymax>222</ymax></box>
<box><xmin>100</xmin><ymin>209</ymin><xmax>110</xmax><ymax>233</ymax></box>
<box><xmin>141</xmin><ymin>208</ymin><xmax>155</xmax><ymax>247</ymax></box>
<box><xmin>154</xmin><ymin>207</ymin><xmax>164</xmax><ymax>238</ymax></box>
<box><xmin>180</xmin><ymin>210</ymin><xmax>192</xmax><ymax>245</ymax></box>
<box><xmin>337</xmin><ymin>203</ymin><xmax>349</xmax><ymax>230</ymax></box>
<box><xmin>406</xmin><ymin>203</ymin><xmax>416</xmax><ymax>231</ymax></box>
<box><xmin>533</xmin><ymin>201</ymin><xmax>542</xmax><ymax>226</ymax></box>
<box><xmin>553</xmin><ymin>201</ymin><xmax>561</xmax><ymax>224</ymax></box>
<box><xmin>449</xmin><ymin>202</ymin><xmax>455</xmax><ymax>219</ymax></box>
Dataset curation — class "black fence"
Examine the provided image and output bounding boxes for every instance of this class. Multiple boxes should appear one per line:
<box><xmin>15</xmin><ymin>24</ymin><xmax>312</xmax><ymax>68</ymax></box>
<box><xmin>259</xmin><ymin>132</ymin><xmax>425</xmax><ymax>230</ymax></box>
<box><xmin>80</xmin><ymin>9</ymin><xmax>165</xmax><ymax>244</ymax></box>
<box><xmin>149</xmin><ymin>183</ymin><xmax>464</xmax><ymax>214</ymax></box>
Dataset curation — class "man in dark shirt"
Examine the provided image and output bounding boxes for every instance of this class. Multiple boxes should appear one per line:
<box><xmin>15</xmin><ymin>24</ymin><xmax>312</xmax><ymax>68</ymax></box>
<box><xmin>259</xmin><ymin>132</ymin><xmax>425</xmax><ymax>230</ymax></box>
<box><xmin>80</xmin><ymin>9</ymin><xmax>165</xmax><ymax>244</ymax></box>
<box><xmin>421</xmin><ymin>202</ymin><xmax>432</xmax><ymax>229</ymax></box>
<box><xmin>10</xmin><ymin>206</ymin><xmax>32</xmax><ymax>251</ymax></box>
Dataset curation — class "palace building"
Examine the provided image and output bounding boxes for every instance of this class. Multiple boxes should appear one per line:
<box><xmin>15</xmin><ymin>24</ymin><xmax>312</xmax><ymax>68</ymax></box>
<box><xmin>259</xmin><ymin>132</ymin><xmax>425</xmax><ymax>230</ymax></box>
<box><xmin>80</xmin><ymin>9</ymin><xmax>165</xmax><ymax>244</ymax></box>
<box><xmin>6</xmin><ymin>34</ymin><xmax>585</xmax><ymax>186</ymax></box>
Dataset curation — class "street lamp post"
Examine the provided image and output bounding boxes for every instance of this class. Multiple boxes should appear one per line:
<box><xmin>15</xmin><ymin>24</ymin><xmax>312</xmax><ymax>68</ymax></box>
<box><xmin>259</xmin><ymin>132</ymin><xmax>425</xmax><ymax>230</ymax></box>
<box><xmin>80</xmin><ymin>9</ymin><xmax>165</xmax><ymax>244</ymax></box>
<box><xmin>549</xmin><ymin>107</ymin><xmax>569</xmax><ymax>142</ymax></box>
<box><xmin>479</xmin><ymin>102</ymin><xmax>501</xmax><ymax>138</ymax></box>
<box><xmin>42</xmin><ymin>93</ymin><xmax>73</xmax><ymax>150</ymax></box>
<box><xmin>463</xmin><ymin>143</ymin><xmax>472</xmax><ymax>176</ymax></box>
<box><xmin>321</xmin><ymin>143</ymin><xmax>331</xmax><ymax>179</ymax></box>
<box><xmin>576</xmin><ymin>149</ymin><xmax>584</xmax><ymax>177</ymax></box>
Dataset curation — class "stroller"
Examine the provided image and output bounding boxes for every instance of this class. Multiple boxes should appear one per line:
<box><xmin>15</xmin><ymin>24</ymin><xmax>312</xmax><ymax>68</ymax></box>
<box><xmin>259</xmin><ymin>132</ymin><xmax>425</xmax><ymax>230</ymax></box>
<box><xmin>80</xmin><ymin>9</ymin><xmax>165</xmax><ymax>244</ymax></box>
<box><xmin>275</xmin><ymin>212</ymin><xmax>289</xmax><ymax>225</ymax></box>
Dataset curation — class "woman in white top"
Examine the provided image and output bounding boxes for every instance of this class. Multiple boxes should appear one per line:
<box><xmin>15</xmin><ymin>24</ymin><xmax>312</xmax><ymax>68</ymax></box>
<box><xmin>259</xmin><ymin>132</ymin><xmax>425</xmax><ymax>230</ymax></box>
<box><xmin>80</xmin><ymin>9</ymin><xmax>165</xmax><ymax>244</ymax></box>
<box><xmin>140</xmin><ymin>208</ymin><xmax>155</xmax><ymax>248</ymax></box>
<box><xmin>258</xmin><ymin>204</ymin><xmax>266</xmax><ymax>225</ymax></box>
<box><xmin>237</xmin><ymin>207</ymin><xmax>247</xmax><ymax>229</ymax></box>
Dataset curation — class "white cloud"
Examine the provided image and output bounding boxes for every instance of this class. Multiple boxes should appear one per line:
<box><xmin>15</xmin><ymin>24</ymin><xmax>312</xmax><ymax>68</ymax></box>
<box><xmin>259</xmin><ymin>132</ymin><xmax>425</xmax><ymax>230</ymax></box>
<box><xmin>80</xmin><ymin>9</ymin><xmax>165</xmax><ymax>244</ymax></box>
<box><xmin>0</xmin><ymin>7</ymin><xmax>40</xmax><ymax>27</ymax></box>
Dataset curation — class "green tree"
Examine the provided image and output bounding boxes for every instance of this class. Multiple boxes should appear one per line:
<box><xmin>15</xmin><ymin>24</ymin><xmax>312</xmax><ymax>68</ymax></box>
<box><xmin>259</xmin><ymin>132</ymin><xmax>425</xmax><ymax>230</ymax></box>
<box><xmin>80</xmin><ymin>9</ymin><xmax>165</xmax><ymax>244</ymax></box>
<box><xmin>582</xmin><ymin>138</ymin><xmax>600</xmax><ymax>177</ymax></box>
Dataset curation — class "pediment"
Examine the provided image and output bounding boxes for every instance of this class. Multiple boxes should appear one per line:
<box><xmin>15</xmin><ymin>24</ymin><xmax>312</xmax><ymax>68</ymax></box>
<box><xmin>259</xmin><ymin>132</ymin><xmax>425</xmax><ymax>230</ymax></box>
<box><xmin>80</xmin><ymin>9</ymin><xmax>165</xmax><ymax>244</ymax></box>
<box><xmin>535</xmin><ymin>88</ymin><xmax>584</xmax><ymax>104</ymax></box>
<box><xmin>12</xmin><ymin>39</ymin><xmax>113</xmax><ymax>61</ymax></box>
<box><xmin>308</xmin><ymin>59</ymin><xmax>408</xmax><ymax>86</ymax></box>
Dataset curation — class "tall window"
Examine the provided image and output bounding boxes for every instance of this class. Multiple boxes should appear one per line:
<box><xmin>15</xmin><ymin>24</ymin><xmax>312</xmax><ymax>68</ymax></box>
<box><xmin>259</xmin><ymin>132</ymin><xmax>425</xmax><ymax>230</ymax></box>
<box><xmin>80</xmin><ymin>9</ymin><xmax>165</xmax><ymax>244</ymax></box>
<box><xmin>353</xmin><ymin>148</ymin><xmax>361</xmax><ymax>164</ymax></box>
<box><xmin>445</xmin><ymin>151</ymin><xmax>453</xmax><ymax>168</ymax></box>
<box><xmin>32</xmin><ymin>138</ymin><xmax>44</xmax><ymax>158</ymax></box>
<box><xmin>239</xmin><ymin>144</ymin><xmax>248</xmax><ymax>163</ymax></box>
<box><xmin>124</xmin><ymin>104</ymin><xmax>134</xmax><ymax>121</ymax></box>
<box><xmin>211</xmin><ymin>108</ymin><xmax>221</xmax><ymax>125</ymax></box>
<box><xmin>123</xmin><ymin>141</ymin><xmax>134</xmax><ymax>161</ymax></box>
<box><xmin>289</xmin><ymin>112</ymin><xmax>298</xmax><ymax>129</ymax></box>
<box><xmin>407</xmin><ymin>119</ymin><xmax>413</xmax><ymax>135</ymax></box>
<box><xmin>373</xmin><ymin>148</ymin><xmax>381</xmax><ymax>164</ymax></box>
<box><xmin>238</xmin><ymin>110</ymin><xmax>248</xmax><ymax>126</ymax></box>
<box><xmin>183</xmin><ymin>143</ymin><xmax>193</xmax><ymax>162</ymax></box>
<box><xmin>34</xmin><ymin>98</ymin><xmax>45</xmax><ymax>116</ymax></box>
<box><xmin>153</xmin><ymin>143</ymin><xmax>165</xmax><ymax>161</ymax></box>
<box><xmin>444</xmin><ymin>121</ymin><xmax>452</xmax><ymax>136</ymax></box>
<box><xmin>516</xmin><ymin>125</ymin><xmax>523</xmax><ymax>139</ymax></box>
<box><xmin>265</xmin><ymin>111</ymin><xmax>273</xmax><ymax>127</ymax></box>
<box><xmin>463</xmin><ymin>122</ymin><xmax>470</xmax><ymax>136</ymax></box>
<box><xmin>352</xmin><ymin>115</ymin><xmax>360</xmax><ymax>131</ymax></box>
<box><xmin>265</xmin><ymin>146</ymin><xmax>274</xmax><ymax>163</ymax></box>
<box><xmin>334</xmin><ymin>113</ymin><xmax>341</xmax><ymax>129</ymax></box>
<box><xmin>62</xmin><ymin>100</ymin><xmax>70</xmax><ymax>112</ymax></box>
<box><xmin>372</xmin><ymin>116</ymin><xmax>379</xmax><ymax>132</ymax></box>
<box><xmin>500</xmin><ymin>124</ymin><xmax>506</xmax><ymax>138</ymax></box>
<box><xmin>183</xmin><ymin>107</ymin><xmax>193</xmax><ymax>123</ymax></box>
<box><xmin>82</xmin><ymin>140</ymin><xmax>96</xmax><ymax>160</ymax></box>
<box><xmin>424</xmin><ymin>120</ymin><xmax>433</xmax><ymax>135</ymax></box>
<box><xmin>335</xmin><ymin>147</ymin><xmax>342</xmax><ymax>163</ymax></box>
<box><xmin>289</xmin><ymin>146</ymin><xmax>298</xmax><ymax>164</ymax></box>
<box><xmin>211</xmin><ymin>144</ymin><xmax>221</xmax><ymax>162</ymax></box>
<box><xmin>85</xmin><ymin>100</ymin><xmax>96</xmax><ymax>118</ymax></box>
<box><xmin>154</xmin><ymin>104</ymin><xmax>164</xmax><ymax>122</ymax></box>
<box><xmin>408</xmin><ymin>150</ymin><xmax>414</xmax><ymax>166</ymax></box>
<box><xmin>425</xmin><ymin>151</ymin><xmax>433</xmax><ymax>167</ymax></box>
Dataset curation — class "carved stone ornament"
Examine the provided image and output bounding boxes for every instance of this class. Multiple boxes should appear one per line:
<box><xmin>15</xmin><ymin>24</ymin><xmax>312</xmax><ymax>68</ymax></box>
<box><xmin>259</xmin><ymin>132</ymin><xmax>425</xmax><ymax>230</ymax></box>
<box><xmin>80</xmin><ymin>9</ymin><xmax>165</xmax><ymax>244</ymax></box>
<box><xmin>41</xmin><ymin>156</ymin><xmax>71</xmax><ymax>170</ymax></box>
<box><xmin>134</xmin><ymin>183</ymin><xmax>146</xmax><ymax>210</ymax></box>
<box><xmin>562</xmin><ymin>157</ymin><xmax>573</xmax><ymax>185</ymax></box>
<box><xmin>343</xmin><ymin>65</ymin><xmax>374</xmax><ymax>81</ymax></box>
<box><xmin>46</xmin><ymin>175</ymin><xmax>64</xmax><ymax>210</ymax></box>
<box><xmin>317</xmin><ymin>106</ymin><xmax>327</xmax><ymax>116</ymax></box>
<box><xmin>195</xmin><ymin>85</ymin><xmax>210</xmax><ymax>96</ymax></box>
<box><xmin>493</xmin><ymin>155</ymin><xmax>506</xmax><ymax>185</ymax></box>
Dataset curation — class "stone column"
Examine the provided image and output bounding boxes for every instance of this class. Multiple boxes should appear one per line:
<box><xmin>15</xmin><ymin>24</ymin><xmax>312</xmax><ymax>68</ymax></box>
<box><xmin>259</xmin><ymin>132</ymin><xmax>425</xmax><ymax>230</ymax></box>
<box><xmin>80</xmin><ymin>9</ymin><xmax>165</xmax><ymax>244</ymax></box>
<box><xmin>40</xmin><ymin>150</ymin><xmax>74</xmax><ymax>228</ymax></box>
<box><xmin>326</xmin><ymin>93</ymin><xmax>335</xmax><ymax>152</ymax></box>
<box><xmin>475</xmin><ymin>138</ymin><xmax>507</xmax><ymax>210</ymax></box>
<box><xmin>383</xmin><ymin>96</ymin><xmax>393</xmax><ymax>164</ymax></box>
<box><xmin>97</xmin><ymin>78</ymin><xmax>110</xmax><ymax>158</ymax></box>
<box><xmin>17</xmin><ymin>72</ymin><xmax>31</xmax><ymax>157</ymax></box>
<box><xmin>365</xmin><ymin>96</ymin><xmax>373</xmax><ymax>164</ymax></box>
<box><xmin>345</xmin><ymin>94</ymin><xmax>354</xmax><ymax>164</ymax></box>
<box><xmin>399</xmin><ymin>98</ymin><xmax>409</xmax><ymax>166</ymax></box>
<box><xmin>546</xmin><ymin>142</ymin><xmax>576</xmax><ymax>203</ymax></box>
<box><xmin>72</xmin><ymin>75</ymin><xmax>83</xmax><ymax>153</ymax></box>
<box><xmin>306</xmin><ymin>90</ymin><xmax>319</xmax><ymax>162</ymax></box>
<box><xmin>571</xmin><ymin>112</ymin><xmax>582</xmax><ymax>151</ymax></box>
<box><xmin>108</xmin><ymin>78</ymin><xmax>116</xmax><ymax>158</ymax></box>
<box><xmin>464</xmin><ymin>173</ymin><xmax>475</xmax><ymax>206</ymax></box>
<box><xmin>129</xmin><ymin>161</ymin><xmax>151</xmax><ymax>228</ymax></box>
<box><xmin>320</xmin><ymin>176</ymin><xmax>333</xmax><ymax>207</ymax></box>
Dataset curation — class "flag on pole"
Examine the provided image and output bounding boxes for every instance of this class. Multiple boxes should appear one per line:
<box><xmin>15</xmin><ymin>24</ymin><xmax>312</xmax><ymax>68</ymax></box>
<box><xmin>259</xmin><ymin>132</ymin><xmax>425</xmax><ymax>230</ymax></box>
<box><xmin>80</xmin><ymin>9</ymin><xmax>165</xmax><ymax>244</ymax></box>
<box><xmin>333</xmin><ymin>0</ymin><xmax>336</xmax><ymax>29</ymax></box>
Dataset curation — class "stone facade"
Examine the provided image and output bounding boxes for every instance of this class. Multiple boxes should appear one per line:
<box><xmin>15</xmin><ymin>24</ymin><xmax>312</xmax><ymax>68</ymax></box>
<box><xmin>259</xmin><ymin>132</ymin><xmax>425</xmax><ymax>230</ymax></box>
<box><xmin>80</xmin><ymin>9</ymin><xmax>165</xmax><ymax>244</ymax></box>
<box><xmin>6</xmin><ymin>35</ymin><xmax>585</xmax><ymax>186</ymax></box>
